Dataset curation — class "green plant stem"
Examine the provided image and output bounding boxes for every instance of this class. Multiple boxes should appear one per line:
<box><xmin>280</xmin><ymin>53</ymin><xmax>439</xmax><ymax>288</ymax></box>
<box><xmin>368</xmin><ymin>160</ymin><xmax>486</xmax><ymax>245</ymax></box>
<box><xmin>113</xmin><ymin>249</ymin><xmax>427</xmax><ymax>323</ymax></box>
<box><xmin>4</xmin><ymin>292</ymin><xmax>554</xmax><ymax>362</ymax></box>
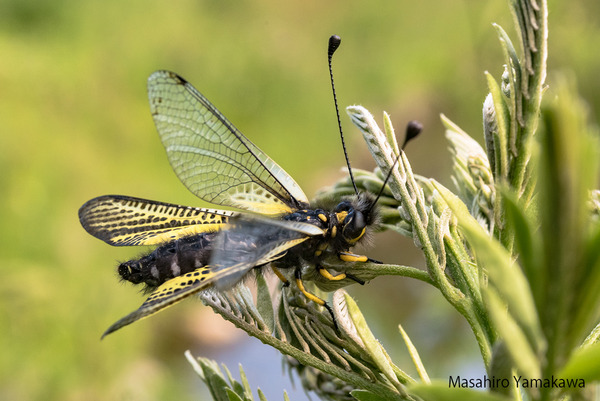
<box><xmin>444</xmin><ymin>232</ymin><xmax>496</xmax><ymax>350</ymax></box>
<box><xmin>357</xmin><ymin>263</ymin><xmax>435</xmax><ymax>285</ymax></box>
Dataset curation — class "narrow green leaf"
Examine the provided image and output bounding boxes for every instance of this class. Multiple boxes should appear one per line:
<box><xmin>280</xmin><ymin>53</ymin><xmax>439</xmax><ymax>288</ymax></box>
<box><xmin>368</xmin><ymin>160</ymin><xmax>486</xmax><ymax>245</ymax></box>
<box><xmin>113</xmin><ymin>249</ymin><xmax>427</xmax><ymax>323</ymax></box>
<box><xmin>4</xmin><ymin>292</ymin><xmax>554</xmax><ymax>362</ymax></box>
<box><xmin>239</xmin><ymin>363</ymin><xmax>253</xmax><ymax>400</ymax></box>
<box><xmin>582</xmin><ymin>323</ymin><xmax>600</xmax><ymax>347</ymax></box>
<box><xmin>222</xmin><ymin>364</ymin><xmax>244</xmax><ymax>396</ymax></box>
<box><xmin>343</xmin><ymin>292</ymin><xmax>400</xmax><ymax>388</ymax></box>
<box><xmin>257</xmin><ymin>388</ymin><xmax>268</xmax><ymax>401</ymax></box>
<box><xmin>350</xmin><ymin>389</ymin><xmax>388</xmax><ymax>401</ymax></box>
<box><xmin>492</xmin><ymin>23</ymin><xmax>522</xmax><ymax>130</ymax></box>
<box><xmin>574</xmin><ymin>227</ymin><xmax>600</xmax><ymax>341</ymax></box>
<box><xmin>185</xmin><ymin>350</ymin><xmax>205</xmax><ymax>380</ymax></box>
<box><xmin>486</xmin><ymin>288</ymin><xmax>541</xmax><ymax>379</ymax></box>
<box><xmin>558</xmin><ymin>342</ymin><xmax>600</xmax><ymax>382</ymax></box>
<box><xmin>226</xmin><ymin>388</ymin><xmax>246</xmax><ymax>401</ymax></box>
<box><xmin>382</xmin><ymin>111</ymin><xmax>399</xmax><ymax>154</ymax></box>
<box><xmin>201</xmin><ymin>359</ymin><xmax>233</xmax><ymax>401</ymax></box>
<box><xmin>398</xmin><ymin>324</ymin><xmax>430</xmax><ymax>383</ymax></box>
<box><xmin>488</xmin><ymin>341</ymin><xmax>516</xmax><ymax>397</ymax></box>
<box><xmin>256</xmin><ymin>272</ymin><xmax>274</xmax><ymax>334</ymax></box>
<box><xmin>500</xmin><ymin>187</ymin><xmax>540</xmax><ymax>303</ymax></box>
<box><xmin>484</xmin><ymin>73</ymin><xmax>510</xmax><ymax>179</ymax></box>
<box><xmin>409</xmin><ymin>381</ymin><xmax>512</xmax><ymax>401</ymax></box>
<box><xmin>492</xmin><ymin>22</ymin><xmax>519</xmax><ymax>78</ymax></box>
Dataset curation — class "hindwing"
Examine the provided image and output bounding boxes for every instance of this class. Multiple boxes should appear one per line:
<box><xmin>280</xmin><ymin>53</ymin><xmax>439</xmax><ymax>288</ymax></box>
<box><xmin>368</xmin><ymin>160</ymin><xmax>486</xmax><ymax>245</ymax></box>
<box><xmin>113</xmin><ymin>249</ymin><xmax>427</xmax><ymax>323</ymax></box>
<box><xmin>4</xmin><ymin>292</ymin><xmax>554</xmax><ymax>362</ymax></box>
<box><xmin>148</xmin><ymin>70</ymin><xmax>309</xmax><ymax>215</ymax></box>
<box><xmin>102</xmin><ymin>265</ymin><xmax>221</xmax><ymax>337</ymax></box>
<box><xmin>79</xmin><ymin>195</ymin><xmax>235</xmax><ymax>246</ymax></box>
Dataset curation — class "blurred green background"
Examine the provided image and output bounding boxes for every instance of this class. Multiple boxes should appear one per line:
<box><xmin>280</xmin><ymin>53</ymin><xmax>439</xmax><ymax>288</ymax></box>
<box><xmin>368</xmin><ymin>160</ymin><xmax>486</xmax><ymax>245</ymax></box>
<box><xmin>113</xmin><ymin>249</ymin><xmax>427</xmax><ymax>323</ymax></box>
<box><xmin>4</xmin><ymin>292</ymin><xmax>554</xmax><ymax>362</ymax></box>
<box><xmin>1</xmin><ymin>0</ymin><xmax>599</xmax><ymax>400</ymax></box>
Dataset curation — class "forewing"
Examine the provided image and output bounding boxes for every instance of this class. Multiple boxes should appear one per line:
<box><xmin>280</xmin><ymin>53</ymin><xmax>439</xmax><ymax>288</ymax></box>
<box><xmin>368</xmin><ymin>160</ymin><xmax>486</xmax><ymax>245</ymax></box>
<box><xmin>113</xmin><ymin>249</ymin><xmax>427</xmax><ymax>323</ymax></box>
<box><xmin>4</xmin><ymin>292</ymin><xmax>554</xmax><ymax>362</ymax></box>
<box><xmin>148</xmin><ymin>70</ymin><xmax>309</xmax><ymax>215</ymax></box>
<box><xmin>102</xmin><ymin>266</ymin><xmax>219</xmax><ymax>337</ymax></box>
<box><xmin>79</xmin><ymin>195</ymin><xmax>235</xmax><ymax>246</ymax></box>
<box><xmin>210</xmin><ymin>217</ymin><xmax>325</xmax><ymax>290</ymax></box>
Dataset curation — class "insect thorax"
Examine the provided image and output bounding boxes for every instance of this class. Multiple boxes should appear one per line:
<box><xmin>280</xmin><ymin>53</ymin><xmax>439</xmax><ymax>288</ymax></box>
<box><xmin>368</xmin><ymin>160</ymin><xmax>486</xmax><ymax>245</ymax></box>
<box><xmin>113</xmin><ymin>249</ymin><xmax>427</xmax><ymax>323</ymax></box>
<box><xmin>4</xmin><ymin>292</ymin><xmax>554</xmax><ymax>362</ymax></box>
<box><xmin>282</xmin><ymin>192</ymin><xmax>379</xmax><ymax>262</ymax></box>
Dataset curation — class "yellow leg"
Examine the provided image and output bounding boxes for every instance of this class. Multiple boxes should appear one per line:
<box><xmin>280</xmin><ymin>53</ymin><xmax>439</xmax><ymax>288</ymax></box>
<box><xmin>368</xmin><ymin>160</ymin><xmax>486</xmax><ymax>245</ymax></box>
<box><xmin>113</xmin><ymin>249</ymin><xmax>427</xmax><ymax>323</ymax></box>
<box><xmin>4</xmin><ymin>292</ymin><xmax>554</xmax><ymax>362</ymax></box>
<box><xmin>318</xmin><ymin>267</ymin><xmax>347</xmax><ymax>281</ymax></box>
<box><xmin>271</xmin><ymin>265</ymin><xmax>289</xmax><ymax>285</ymax></box>
<box><xmin>338</xmin><ymin>252</ymin><xmax>381</xmax><ymax>264</ymax></box>
<box><xmin>295</xmin><ymin>276</ymin><xmax>326</xmax><ymax>305</ymax></box>
<box><xmin>294</xmin><ymin>269</ymin><xmax>338</xmax><ymax>330</ymax></box>
<box><xmin>338</xmin><ymin>252</ymin><xmax>368</xmax><ymax>262</ymax></box>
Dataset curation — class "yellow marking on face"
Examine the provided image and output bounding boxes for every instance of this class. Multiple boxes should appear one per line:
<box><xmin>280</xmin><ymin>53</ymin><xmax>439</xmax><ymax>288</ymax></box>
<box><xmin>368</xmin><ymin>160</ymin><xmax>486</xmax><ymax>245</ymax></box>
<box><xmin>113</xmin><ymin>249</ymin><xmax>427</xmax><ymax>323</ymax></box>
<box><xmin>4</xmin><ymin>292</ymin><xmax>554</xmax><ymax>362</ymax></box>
<box><xmin>339</xmin><ymin>253</ymin><xmax>368</xmax><ymax>263</ymax></box>
<box><xmin>317</xmin><ymin>213</ymin><xmax>327</xmax><ymax>222</ymax></box>
<box><xmin>318</xmin><ymin>242</ymin><xmax>328</xmax><ymax>251</ymax></box>
<box><xmin>335</xmin><ymin>211</ymin><xmax>348</xmax><ymax>223</ymax></box>
<box><xmin>295</xmin><ymin>278</ymin><xmax>326</xmax><ymax>305</ymax></box>
<box><xmin>314</xmin><ymin>250</ymin><xmax>322</xmax><ymax>257</ymax></box>
<box><xmin>331</xmin><ymin>226</ymin><xmax>337</xmax><ymax>238</ymax></box>
<box><xmin>347</xmin><ymin>227</ymin><xmax>366</xmax><ymax>244</ymax></box>
<box><xmin>319</xmin><ymin>269</ymin><xmax>347</xmax><ymax>281</ymax></box>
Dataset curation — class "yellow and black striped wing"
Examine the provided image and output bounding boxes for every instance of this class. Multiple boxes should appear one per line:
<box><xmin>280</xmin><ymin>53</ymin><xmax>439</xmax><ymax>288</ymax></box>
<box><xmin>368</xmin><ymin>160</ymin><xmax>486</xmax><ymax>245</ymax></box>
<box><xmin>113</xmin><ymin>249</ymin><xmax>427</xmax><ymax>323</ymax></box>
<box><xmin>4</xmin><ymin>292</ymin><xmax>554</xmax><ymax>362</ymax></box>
<box><xmin>102</xmin><ymin>265</ymin><xmax>220</xmax><ymax>337</ymax></box>
<box><xmin>148</xmin><ymin>70</ymin><xmax>309</xmax><ymax>215</ymax></box>
<box><xmin>79</xmin><ymin>195</ymin><xmax>235</xmax><ymax>246</ymax></box>
<box><xmin>101</xmin><ymin>217</ymin><xmax>326</xmax><ymax>336</ymax></box>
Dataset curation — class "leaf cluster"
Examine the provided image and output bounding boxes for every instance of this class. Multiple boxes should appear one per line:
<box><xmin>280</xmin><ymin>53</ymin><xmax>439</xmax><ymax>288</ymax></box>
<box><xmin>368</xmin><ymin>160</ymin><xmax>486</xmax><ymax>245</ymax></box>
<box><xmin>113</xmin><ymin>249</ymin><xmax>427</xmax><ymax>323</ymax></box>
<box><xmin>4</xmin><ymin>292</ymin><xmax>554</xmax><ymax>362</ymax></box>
<box><xmin>186</xmin><ymin>0</ymin><xmax>600</xmax><ymax>400</ymax></box>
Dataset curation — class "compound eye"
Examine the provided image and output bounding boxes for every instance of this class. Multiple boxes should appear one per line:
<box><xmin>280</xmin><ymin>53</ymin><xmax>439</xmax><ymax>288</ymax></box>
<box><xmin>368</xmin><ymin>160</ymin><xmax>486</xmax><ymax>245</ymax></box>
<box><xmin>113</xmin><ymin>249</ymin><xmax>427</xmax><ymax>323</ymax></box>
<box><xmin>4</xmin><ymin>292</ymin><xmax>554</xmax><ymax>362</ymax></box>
<box><xmin>353</xmin><ymin>210</ymin><xmax>365</xmax><ymax>230</ymax></box>
<box><xmin>343</xmin><ymin>210</ymin><xmax>367</xmax><ymax>241</ymax></box>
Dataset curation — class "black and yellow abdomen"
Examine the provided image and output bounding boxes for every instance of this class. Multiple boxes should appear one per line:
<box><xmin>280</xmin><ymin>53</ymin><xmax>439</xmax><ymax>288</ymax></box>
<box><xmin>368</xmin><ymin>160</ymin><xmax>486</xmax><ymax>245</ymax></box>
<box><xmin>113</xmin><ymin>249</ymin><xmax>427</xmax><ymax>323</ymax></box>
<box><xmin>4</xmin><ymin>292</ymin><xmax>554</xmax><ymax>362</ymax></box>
<box><xmin>118</xmin><ymin>232</ymin><xmax>217</xmax><ymax>290</ymax></box>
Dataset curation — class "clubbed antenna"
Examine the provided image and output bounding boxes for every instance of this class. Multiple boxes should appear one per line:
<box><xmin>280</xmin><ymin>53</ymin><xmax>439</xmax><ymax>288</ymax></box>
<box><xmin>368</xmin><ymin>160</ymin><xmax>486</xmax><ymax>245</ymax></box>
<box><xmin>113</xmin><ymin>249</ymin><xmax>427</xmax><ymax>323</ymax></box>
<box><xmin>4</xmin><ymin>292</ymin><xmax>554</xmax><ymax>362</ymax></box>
<box><xmin>402</xmin><ymin>120</ymin><xmax>423</xmax><ymax>150</ymax></box>
<box><xmin>328</xmin><ymin>35</ymin><xmax>359</xmax><ymax>195</ymax></box>
<box><xmin>371</xmin><ymin>121</ymin><xmax>423</xmax><ymax>210</ymax></box>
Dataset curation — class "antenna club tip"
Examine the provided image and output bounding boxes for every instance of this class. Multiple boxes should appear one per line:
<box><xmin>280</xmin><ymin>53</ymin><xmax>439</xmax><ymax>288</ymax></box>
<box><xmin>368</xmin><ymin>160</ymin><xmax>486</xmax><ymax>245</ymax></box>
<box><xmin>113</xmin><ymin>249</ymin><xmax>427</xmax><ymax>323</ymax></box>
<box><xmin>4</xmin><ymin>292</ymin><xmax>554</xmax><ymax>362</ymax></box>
<box><xmin>406</xmin><ymin>120</ymin><xmax>423</xmax><ymax>137</ymax></box>
<box><xmin>401</xmin><ymin>120</ymin><xmax>423</xmax><ymax>150</ymax></box>
<box><xmin>328</xmin><ymin>35</ymin><xmax>341</xmax><ymax>56</ymax></box>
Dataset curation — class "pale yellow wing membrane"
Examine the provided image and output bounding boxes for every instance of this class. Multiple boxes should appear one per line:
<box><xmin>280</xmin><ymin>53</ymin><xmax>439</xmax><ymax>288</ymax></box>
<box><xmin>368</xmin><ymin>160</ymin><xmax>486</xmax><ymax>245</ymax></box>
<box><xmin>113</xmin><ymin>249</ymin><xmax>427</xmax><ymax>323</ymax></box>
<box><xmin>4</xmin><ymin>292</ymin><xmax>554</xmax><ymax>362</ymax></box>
<box><xmin>79</xmin><ymin>195</ymin><xmax>235</xmax><ymax>246</ymax></box>
<box><xmin>147</xmin><ymin>70</ymin><xmax>309</xmax><ymax>215</ymax></box>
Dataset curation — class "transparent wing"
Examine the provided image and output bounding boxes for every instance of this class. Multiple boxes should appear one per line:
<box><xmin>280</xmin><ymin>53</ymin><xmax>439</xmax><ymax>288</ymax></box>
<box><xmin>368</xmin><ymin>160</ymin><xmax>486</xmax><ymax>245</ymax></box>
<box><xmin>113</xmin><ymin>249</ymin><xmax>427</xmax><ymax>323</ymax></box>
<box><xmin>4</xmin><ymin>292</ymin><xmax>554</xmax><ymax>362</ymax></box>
<box><xmin>148</xmin><ymin>70</ymin><xmax>309</xmax><ymax>215</ymax></box>
<box><xmin>101</xmin><ymin>217</ymin><xmax>325</xmax><ymax>337</ymax></box>
<box><xmin>102</xmin><ymin>265</ymin><xmax>220</xmax><ymax>337</ymax></box>
<box><xmin>79</xmin><ymin>195</ymin><xmax>235</xmax><ymax>246</ymax></box>
<box><xmin>209</xmin><ymin>216</ymin><xmax>325</xmax><ymax>290</ymax></box>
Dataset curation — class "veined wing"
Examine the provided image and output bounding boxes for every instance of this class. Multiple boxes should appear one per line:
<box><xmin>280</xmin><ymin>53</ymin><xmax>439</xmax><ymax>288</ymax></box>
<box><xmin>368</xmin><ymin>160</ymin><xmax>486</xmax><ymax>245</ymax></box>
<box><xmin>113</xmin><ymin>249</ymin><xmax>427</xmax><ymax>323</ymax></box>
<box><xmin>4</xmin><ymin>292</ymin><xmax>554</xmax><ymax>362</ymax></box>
<box><xmin>101</xmin><ymin>217</ymin><xmax>325</xmax><ymax>337</ymax></box>
<box><xmin>210</xmin><ymin>216</ymin><xmax>325</xmax><ymax>290</ymax></box>
<box><xmin>79</xmin><ymin>195</ymin><xmax>235</xmax><ymax>246</ymax></box>
<box><xmin>148</xmin><ymin>70</ymin><xmax>309</xmax><ymax>215</ymax></box>
<box><xmin>102</xmin><ymin>265</ymin><xmax>219</xmax><ymax>337</ymax></box>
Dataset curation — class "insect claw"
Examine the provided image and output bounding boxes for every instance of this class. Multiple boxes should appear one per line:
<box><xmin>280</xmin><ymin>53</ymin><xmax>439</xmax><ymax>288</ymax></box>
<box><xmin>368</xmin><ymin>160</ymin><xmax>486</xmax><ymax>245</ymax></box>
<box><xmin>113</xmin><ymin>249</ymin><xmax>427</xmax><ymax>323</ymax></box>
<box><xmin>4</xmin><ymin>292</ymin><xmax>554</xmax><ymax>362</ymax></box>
<box><xmin>345</xmin><ymin>273</ymin><xmax>365</xmax><ymax>285</ymax></box>
<box><xmin>322</xmin><ymin>301</ymin><xmax>339</xmax><ymax>332</ymax></box>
